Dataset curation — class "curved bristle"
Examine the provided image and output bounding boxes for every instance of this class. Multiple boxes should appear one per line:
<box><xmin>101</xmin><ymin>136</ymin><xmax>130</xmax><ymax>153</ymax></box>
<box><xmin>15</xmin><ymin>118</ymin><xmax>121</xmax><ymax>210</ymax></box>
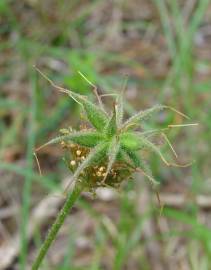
<box><xmin>168</xmin><ymin>123</ymin><xmax>198</xmax><ymax>128</ymax></box>
<box><xmin>33</xmin><ymin>152</ymin><xmax>42</xmax><ymax>176</ymax></box>
<box><xmin>165</xmin><ymin>106</ymin><xmax>190</xmax><ymax>119</ymax></box>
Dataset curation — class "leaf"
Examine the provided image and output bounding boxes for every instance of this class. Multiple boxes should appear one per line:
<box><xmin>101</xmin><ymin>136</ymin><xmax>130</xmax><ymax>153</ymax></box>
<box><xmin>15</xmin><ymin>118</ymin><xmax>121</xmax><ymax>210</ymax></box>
<box><xmin>36</xmin><ymin>131</ymin><xmax>104</xmax><ymax>151</ymax></box>
<box><xmin>104</xmin><ymin>105</ymin><xmax>117</xmax><ymax>137</ymax></box>
<box><xmin>103</xmin><ymin>137</ymin><xmax>120</xmax><ymax>182</ymax></box>
<box><xmin>120</xmin><ymin>132</ymin><xmax>142</xmax><ymax>151</ymax></box>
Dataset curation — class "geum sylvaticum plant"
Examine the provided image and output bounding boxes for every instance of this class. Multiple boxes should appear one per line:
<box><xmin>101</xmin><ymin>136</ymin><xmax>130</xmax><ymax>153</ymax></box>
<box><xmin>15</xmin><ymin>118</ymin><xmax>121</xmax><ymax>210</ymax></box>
<box><xmin>32</xmin><ymin>68</ymin><xmax>196</xmax><ymax>270</ymax></box>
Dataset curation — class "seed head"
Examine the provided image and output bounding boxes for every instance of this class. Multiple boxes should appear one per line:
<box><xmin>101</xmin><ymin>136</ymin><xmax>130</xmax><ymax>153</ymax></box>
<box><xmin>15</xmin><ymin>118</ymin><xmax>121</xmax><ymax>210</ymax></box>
<box><xmin>35</xmin><ymin>70</ymin><xmax>196</xmax><ymax>193</ymax></box>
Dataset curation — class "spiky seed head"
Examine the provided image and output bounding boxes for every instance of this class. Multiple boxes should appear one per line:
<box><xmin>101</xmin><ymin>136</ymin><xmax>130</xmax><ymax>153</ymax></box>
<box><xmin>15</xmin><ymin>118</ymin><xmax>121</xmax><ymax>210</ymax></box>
<box><xmin>36</xmin><ymin>70</ymin><xmax>194</xmax><ymax>193</ymax></box>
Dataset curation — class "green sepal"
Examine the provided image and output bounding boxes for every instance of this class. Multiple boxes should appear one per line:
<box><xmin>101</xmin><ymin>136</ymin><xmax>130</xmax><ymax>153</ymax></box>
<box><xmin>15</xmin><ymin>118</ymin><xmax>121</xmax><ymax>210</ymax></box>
<box><xmin>123</xmin><ymin>148</ymin><xmax>141</xmax><ymax>168</ymax></box>
<box><xmin>116</xmin><ymin>75</ymin><xmax>128</xmax><ymax>127</ymax></box>
<box><xmin>36</xmin><ymin>131</ymin><xmax>104</xmax><ymax>150</ymax></box>
<box><xmin>104</xmin><ymin>106</ymin><xmax>117</xmax><ymax>137</ymax></box>
<box><xmin>122</xmin><ymin>104</ymin><xmax>188</xmax><ymax>131</ymax></box>
<box><xmin>69</xmin><ymin>131</ymin><xmax>105</xmax><ymax>147</ymax></box>
<box><xmin>120</xmin><ymin>132</ymin><xmax>142</xmax><ymax>151</ymax></box>
<box><xmin>61</xmin><ymin>89</ymin><xmax>108</xmax><ymax>131</ymax></box>
<box><xmin>116</xmin><ymin>92</ymin><xmax>124</xmax><ymax>127</ymax></box>
<box><xmin>82</xmin><ymin>98</ymin><xmax>108</xmax><ymax>131</ymax></box>
<box><xmin>122</xmin><ymin>104</ymin><xmax>164</xmax><ymax>130</ymax></box>
<box><xmin>123</xmin><ymin>148</ymin><xmax>158</xmax><ymax>185</ymax></box>
<box><xmin>103</xmin><ymin>137</ymin><xmax>120</xmax><ymax>181</ymax></box>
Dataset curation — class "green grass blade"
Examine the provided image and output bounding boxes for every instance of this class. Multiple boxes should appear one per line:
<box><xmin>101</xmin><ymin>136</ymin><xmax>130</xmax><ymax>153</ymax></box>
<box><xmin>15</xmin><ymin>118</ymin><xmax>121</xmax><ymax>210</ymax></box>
<box><xmin>19</xmin><ymin>71</ymin><xmax>37</xmax><ymax>270</ymax></box>
<box><xmin>153</xmin><ymin>0</ymin><xmax>176</xmax><ymax>58</ymax></box>
<box><xmin>0</xmin><ymin>162</ymin><xmax>59</xmax><ymax>192</ymax></box>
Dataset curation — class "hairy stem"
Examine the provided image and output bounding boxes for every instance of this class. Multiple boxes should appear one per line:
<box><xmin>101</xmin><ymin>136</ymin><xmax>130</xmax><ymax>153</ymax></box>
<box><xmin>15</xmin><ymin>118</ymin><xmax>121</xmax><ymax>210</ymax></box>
<box><xmin>32</xmin><ymin>183</ymin><xmax>83</xmax><ymax>270</ymax></box>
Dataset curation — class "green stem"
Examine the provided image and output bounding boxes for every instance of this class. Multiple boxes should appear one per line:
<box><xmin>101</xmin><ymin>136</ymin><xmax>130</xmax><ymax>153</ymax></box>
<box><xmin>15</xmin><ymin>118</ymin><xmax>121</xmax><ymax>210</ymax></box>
<box><xmin>32</xmin><ymin>183</ymin><xmax>83</xmax><ymax>270</ymax></box>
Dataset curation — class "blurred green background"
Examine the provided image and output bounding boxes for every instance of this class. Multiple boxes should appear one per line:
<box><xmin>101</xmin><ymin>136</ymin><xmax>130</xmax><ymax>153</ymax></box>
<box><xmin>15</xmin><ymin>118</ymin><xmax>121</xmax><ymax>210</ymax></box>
<box><xmin>0</xmin><ymin>0</ymin><xmax>211</xmax><ymax>269</ymax></box>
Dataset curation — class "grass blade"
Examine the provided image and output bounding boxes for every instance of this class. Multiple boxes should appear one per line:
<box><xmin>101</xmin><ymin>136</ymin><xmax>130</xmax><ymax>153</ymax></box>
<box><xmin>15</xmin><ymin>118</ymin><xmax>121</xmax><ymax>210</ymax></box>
<box><xmin>19</xmin><ymin>71</ymin><xmax>37</xmax><ymax>269</ymax></box>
